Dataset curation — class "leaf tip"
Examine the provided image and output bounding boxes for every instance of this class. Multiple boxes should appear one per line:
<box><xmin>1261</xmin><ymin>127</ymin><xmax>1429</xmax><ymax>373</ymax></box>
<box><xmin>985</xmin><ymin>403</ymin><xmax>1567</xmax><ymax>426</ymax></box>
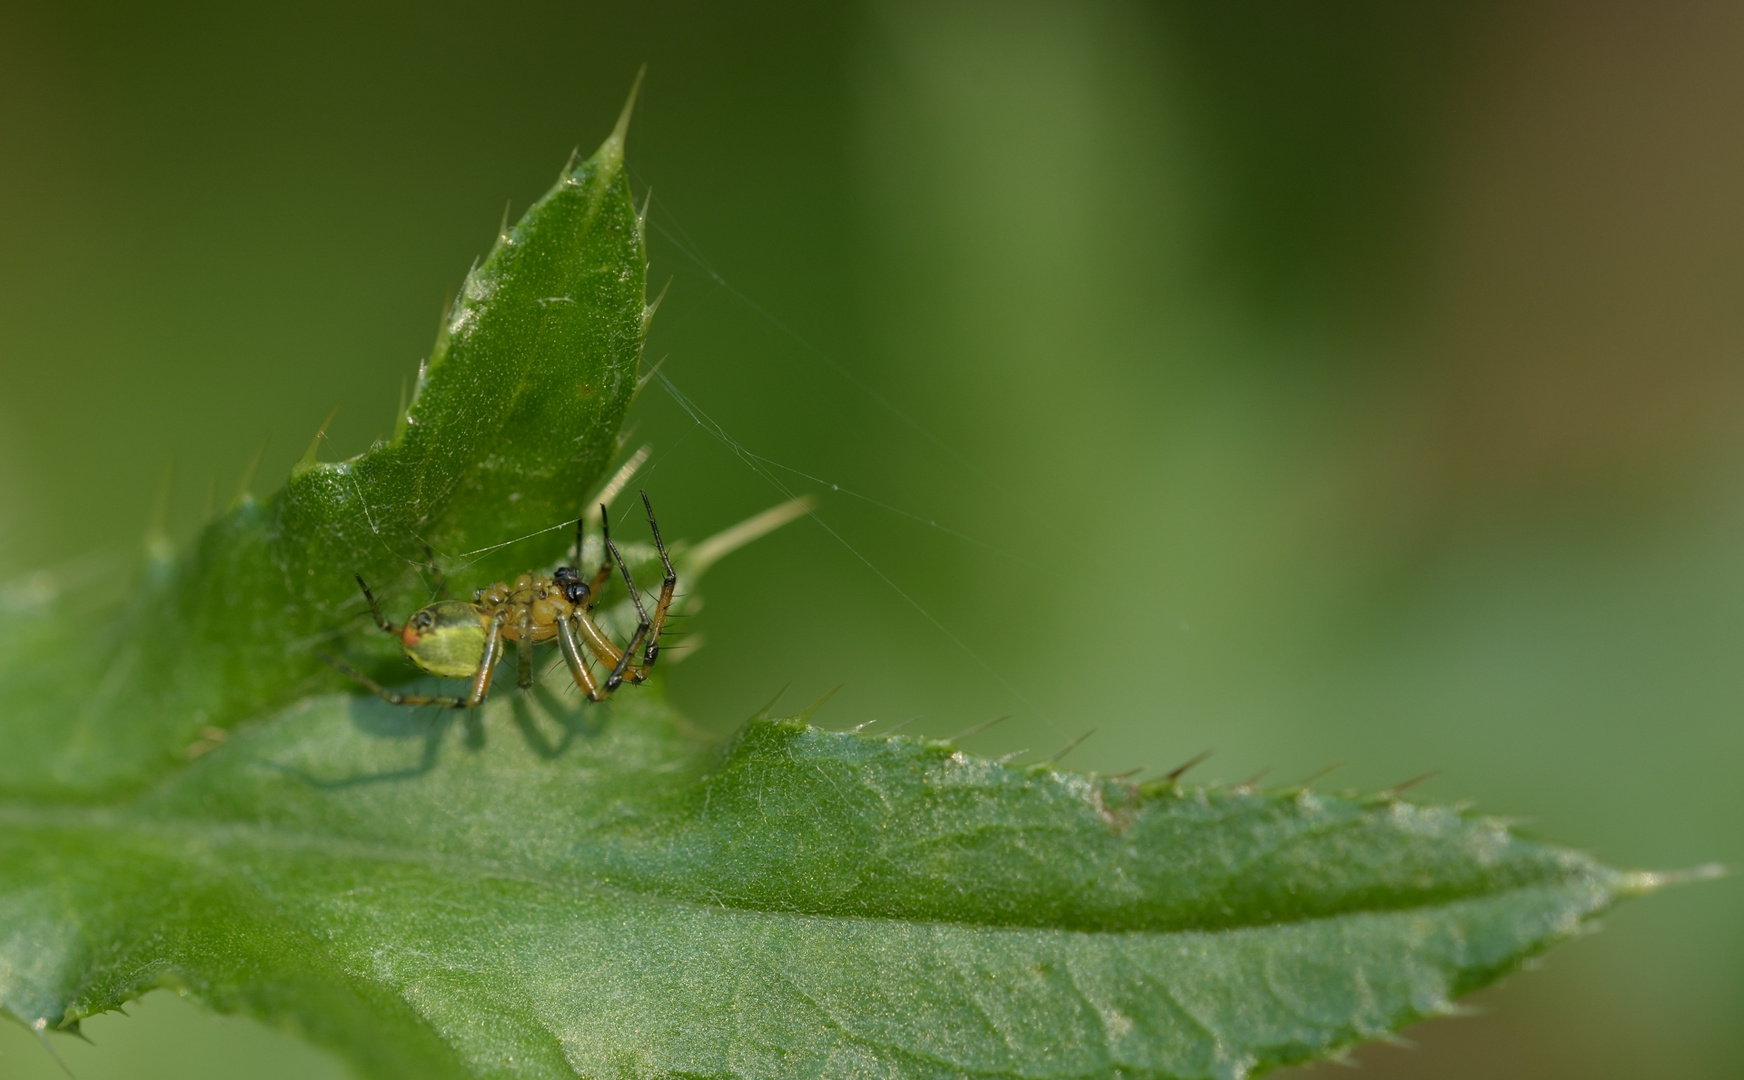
<box><xmin>750</xmin><ymin>682</ymin><xmax>791</xmax><ymax>721</ymax></box>
<box><xmin>141</xmin><ymin>455</ymin><xmax>177</xmax><ymax>559</ymax></box>
<box><xmin>293</xmin><ymin>405</ymin><xmax>341</xmax><ymax>475</ymax></box>
<box><xmin>879</xmin><ymin>714</ymin><xmax>923</xmax><ymax>738</ymax></box>
<box><xmin>797</xmin><ymin>683</ymin><xmax>843</xmax><ymax>722</ymax></box>
<box><xmin>1162</xmin><ymin>748</ymin><xmax>1214</xmax><ymax>784</ymax></box>
<box><xmin>1033</xmin><ymin>728</ymin><xmax>1094</xmax><ymax>770</ymax></box>
<box><xmin>228</xmin><ymin>435</ymin><xmax>270</xmax><ymax>510</ymax></box>
<box><xmin>594</xmin><ymin>64</ymin><xmax>646</xmax><ymax>174</ymax></box>
<box><xmin>1381</xmin><ymin>770</ymin><xmax>1440</xmax><ymax>797</ymax></box>
<box><xmin>642</xmin><ymin>276</ymin><xmax>672</xmax><ymax>336</ymax></box>
<box><xmin>943</xmin><ymin>713</ymin><xmax>1010</xmax><ymax>743</ymax></box>
<box><xmin>1618</xmin><ymin>862</ymin><xmax>1727</xmax><ymax>896</ymax></box>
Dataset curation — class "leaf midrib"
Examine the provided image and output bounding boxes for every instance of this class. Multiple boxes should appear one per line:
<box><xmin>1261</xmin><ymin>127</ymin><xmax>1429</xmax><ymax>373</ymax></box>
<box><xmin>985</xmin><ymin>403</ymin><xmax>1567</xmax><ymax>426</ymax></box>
<box><xmin>0</xmin><ymin>800</ymin><xmax>1603</xmax><ymax>938</ymax></box>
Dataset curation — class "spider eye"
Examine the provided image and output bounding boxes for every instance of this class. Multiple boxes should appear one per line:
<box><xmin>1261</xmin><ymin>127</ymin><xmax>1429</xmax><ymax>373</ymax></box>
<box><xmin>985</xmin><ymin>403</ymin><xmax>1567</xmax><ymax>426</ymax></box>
<box><xmin>553</xmin><ymin>566</ymin><xmax>578</xmax><ymax>585</ymax></box>
<box><xmin>564</xmin><ymin>582</ymin><xmax>590</xmax><ymax>604</ymax></box>
<box><xmin>411</xmin><ymin>612</ymin><xmax>433</xmax><ymax>630</ymax></box>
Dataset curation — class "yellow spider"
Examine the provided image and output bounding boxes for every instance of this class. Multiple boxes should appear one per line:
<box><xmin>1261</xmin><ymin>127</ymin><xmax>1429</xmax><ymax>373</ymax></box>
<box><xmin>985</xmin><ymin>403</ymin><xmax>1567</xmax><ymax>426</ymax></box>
<box><xmin>324</xmin><ymin>491</ymin><xmax>675</xmax><ymax>708</ymax></box>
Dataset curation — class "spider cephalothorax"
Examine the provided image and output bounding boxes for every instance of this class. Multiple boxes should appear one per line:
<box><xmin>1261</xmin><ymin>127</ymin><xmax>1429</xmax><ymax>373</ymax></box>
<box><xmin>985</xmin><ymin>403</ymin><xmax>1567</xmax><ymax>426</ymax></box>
<box><xmin>324</xmin><ymin>491</ymin><xmax>676</xmax><ymax>708</ymax></box>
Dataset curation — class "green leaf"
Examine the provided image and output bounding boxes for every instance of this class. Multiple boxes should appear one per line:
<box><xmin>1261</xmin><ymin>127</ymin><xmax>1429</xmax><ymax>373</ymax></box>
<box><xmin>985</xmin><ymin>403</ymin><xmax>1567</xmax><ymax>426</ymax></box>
<box><xmin>0</xmin><ymin>690</ymin><xmax>1643</xmax><ymax>1079</ymax></box>
<box><xmin>0</xmin><ymin>81</ymin><xmax>648</xmax><ymax>800</ymax></box>
<box><xmin>0</xmin><ymin>83</ymin><xmax>1674</xmax><ymax>1079</ymax></box>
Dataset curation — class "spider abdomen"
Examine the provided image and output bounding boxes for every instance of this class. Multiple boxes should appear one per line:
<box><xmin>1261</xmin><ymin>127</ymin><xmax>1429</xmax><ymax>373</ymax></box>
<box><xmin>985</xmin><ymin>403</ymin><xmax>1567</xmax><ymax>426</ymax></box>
<box><xmin>401</xmin><ymin>601</ymin><xmax>494</xmax><ymax>678</ymax></box>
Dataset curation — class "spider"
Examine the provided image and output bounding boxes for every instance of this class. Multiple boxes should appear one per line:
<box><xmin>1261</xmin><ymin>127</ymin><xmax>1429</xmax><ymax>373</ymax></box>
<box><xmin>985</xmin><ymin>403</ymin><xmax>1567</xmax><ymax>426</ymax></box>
<box><xmin>322</xmin><ymin>491</ymin><xmax>677</xmax><ymax>708</ymax></box>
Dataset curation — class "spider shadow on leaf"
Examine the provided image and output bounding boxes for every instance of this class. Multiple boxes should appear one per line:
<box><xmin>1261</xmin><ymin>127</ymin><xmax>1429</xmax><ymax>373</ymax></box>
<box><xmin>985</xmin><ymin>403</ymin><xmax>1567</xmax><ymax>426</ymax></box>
<box><xmin>508</xmin><ymin>671</ymin><xmax>612</xmax><ymax>759</ymax></box>
<box><xmin>286</xmin><ymin>674</ymin><xmax>612</xmax><ymax>788</ymax></box>
<box><xmin>266</xmin><ymin>697</ymin><xmax>452</xmax><ymax>790</ymax></box>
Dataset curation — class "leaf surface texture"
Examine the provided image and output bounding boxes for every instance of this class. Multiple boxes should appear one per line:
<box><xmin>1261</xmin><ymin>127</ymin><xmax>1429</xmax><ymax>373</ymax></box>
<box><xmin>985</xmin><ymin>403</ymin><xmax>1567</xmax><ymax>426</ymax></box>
<box><xmin>0</xmin><ymin>97</ymin><xmax>1630</xmax><ymax>1080</ymax></box>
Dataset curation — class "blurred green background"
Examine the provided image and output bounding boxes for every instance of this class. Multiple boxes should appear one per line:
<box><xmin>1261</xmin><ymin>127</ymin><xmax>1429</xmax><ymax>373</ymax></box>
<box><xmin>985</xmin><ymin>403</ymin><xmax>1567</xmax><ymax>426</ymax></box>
<box><xmin>2</xmin><ymin>0</ymin><xmax>1740</xmax><ymax>1076</ymax></box>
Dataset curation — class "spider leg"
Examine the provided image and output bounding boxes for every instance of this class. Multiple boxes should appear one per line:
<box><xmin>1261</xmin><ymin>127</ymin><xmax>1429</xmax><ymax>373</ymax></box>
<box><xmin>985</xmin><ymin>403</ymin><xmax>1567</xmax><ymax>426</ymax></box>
<box><xmin>604</xmin><ymin>621</ymin><xmax>650</xmax><ymax>693</ymax></box>
<box><xmin>572</xmin><ymin>608</ymin><xmax>626</xmax><ymax>669</ymax></box>
<box><xmin>551</xmin><ymin>494</ymin><xmax>677</xmax><ymax>697</ymax></box>
<box><xmin>554</xmin><ymin>616</ymin><xmax>604</xmax><ymax>699</ymax></box>
<box><xmin>585</xmin><ymin>503</ymin><xmax>615</xmax><ymax>605</ymax></box>
<box><xmin>319</xmin><ymin>652</ymin><xmax>469</xmax><ymax>708</ymax></box>
<box><xmin>461</xmin><ymin>612</ymin><xmax>508</xmax><ymax>707</ymax></box>
<box><xmin>515</xmin><ymin>637</ymin><xmax>534</xmax><ymax>690</ymax></box>
<box><xmin>511</xmin><ymin>609</ymin><xmax>537</xmax><ymax>690</ymax></box>
<box><xmin>635</xmin><ymin>490</ymin><xmax>679</xmax><ymax>670</ymax></box>
<box><xmin>556</xmin><ymin>612</ymin><xmax>647</xmax><ymax>701</ymax></box>
<box><xmin>605</xmin><ymin>527</ymin><xmax>651</xmax><ymax>627</ymax></box>
<box><xmin>354</xmin><ymin>575</ymin><xmax>399</xmax><ymax>636</ymax></box>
